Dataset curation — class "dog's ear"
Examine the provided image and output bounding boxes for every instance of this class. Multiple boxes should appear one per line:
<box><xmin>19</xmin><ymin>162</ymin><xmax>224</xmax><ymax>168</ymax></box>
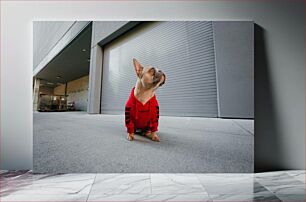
<box><xmin>133</xmin><ymin>58</ymin><xmax>143</xmax><ymax>78</ymax></box>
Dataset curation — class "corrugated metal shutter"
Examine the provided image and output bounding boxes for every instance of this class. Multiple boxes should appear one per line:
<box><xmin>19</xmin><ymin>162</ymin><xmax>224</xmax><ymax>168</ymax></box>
<box><xmin>101</xmin><ymin>21</ymin><xmax>218</xmax><ymax>117</ymax></box>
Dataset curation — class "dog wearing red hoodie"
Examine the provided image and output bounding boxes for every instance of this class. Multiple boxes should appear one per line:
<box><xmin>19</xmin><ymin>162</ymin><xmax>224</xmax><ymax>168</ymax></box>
<box><xmin>125</xmin><ymin>58</ymin><xmax>166</xmax><ymax>142</ymax></box>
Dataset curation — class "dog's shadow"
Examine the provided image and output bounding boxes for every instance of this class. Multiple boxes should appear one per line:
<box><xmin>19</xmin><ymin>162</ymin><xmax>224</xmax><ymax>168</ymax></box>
<box><xmin>125</xmin><ymin>132</ymin><xmax>177</xmax><ymax>148</ymax></box>
<box><xmin>131</xmin><ymin>135</ymin><xmax>151</xmax><ymax>143</ymax></box>
<box><xmin>129</xmin><ymin>132</ymin><xmax>154</xmax><ymax>143</ymax></box>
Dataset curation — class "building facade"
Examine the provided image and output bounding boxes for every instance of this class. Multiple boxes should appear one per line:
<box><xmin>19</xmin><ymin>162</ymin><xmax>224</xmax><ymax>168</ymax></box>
<box><xmin>33</xmin><ymin>21</ymin><xmax>254</xmax><ymax>118</ymax></box>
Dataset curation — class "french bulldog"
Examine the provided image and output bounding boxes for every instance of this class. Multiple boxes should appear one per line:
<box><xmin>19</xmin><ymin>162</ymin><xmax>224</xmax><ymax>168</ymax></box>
<box><xmin>125</xmin><ymin>58</ymin><xmax>166</xmax><ymax>142</ymax></box>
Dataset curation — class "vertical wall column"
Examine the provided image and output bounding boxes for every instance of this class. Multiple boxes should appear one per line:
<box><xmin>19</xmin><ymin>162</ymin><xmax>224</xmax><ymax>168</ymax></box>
<box><xmin>87</xmin><ymin>45</ymin><xmax>103</xmax><ymax>113</ymax></box>
<box><xmin>213</xmin><ymin>21</ymin><xmax>254</xmax><ymax>118</ymax></box>
<box><xmin>33</xmin><ymin>78</ymin><xmax>40</xmax><ymax>111</ymax></box>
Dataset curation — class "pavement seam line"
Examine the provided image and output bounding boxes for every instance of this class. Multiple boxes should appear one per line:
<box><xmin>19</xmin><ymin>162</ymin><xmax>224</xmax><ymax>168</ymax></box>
<box><xmin>86</xmin><ymin>173</ymin><xmax>97</xmax><ymax>202</ymax></box>
<box><xmin>254</xmin><ymin>179</ymin><xmax>283</xmax><ymax>201</ymax></box>
<box><xmin>232</xmin><ymin>120</ymin><xmax>254</xmax><ymax>136</ymax></box>
<box><xmin>195</xmin><ymin>174</ymin><xmax>213</xmax><ymax>201</ymax></box>
<box><xmin>150</xmin><ymin>173</ymin><xmax>153</xmax><ymax>195</ymax></box>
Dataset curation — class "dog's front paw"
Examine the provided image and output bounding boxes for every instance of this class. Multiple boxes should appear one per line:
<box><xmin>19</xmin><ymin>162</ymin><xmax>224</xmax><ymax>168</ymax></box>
<box><xmin>127</xmin><ymin>133</ymin><xmax>134</xmax><ymax>141</ymax></box>
<box><xmin>151</xmin><ymin>132</ymin><xmax>160</xmax><ymax>142</ymax></box>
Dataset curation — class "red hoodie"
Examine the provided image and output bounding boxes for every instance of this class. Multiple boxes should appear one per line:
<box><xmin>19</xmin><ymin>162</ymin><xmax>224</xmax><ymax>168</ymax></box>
<box><xmin>125</xmin><ymin>87</ymin><xmax>159</xmax><ymax>134</ymax></box>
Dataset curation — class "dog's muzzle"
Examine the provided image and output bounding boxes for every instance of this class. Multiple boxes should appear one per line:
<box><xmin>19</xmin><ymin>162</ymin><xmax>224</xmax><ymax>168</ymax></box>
<box><xmin>153</xmin><ymin>69</ymin><xmax>165</xmax><ymax>86</ymax></box>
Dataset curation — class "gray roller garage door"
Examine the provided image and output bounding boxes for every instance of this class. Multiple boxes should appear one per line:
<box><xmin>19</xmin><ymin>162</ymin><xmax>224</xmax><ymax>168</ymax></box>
<box><xmin>101</xmin><ymin>21</ymin><xmax>218</xmax><ymax>117</ymax></box>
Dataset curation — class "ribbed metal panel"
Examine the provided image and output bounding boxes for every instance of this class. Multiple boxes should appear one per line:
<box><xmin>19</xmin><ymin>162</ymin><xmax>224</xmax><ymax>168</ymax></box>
<box><xmin>101</xmin><ymin>21</ymin><xmax>218</xmax><ymax>117</ymax></box>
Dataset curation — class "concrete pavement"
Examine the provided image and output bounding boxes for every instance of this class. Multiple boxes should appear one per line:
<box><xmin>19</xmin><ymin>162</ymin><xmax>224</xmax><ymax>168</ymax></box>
<box><xmin>33</xmin><ymin>111</ymin><xmax>253</xmax><ymax>173</ymax></box>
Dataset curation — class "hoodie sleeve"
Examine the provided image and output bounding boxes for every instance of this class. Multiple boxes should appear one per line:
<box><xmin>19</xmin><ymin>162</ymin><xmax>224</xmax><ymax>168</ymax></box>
<box><xmin>149</xmin><ymin>99</ymin><xmax>159</xmax><ymax>132</ymax></box>
<box><xmin>125</xmin><ymin>94</ymin><xmax>135</xmax><ymax>134</ymax></box>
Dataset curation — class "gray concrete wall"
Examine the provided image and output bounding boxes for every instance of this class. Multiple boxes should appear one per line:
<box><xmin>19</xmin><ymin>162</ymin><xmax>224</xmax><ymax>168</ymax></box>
<box><xmin>33</xmin><ymin>21</ymin><xmax>75</xmax><ymax>68</ymax></box>
<box><xmin>91</xmin><ymin>21</ymin><xmax>253</xmax><ymax>118</ymax></box>
<box><xmin>33</xmin><ymin>21</ymin><xmax>75</xmax><ymax>69</ymax></box>
<box><xmin>33</xmin><ymin>21</ymin><xmax>91</xmax><ymax>76</ymax></box>
<box><xmin>91</xmin><ymin>21</ymin><xmax>129</xmax><ymax>47</ymax></box>
<box><xmin>88</xmin><ymin>21</ymin><xmax>132</xmax><ymax>114</ymax></box>
<box><xmin>213</xmin><ymin>21</ymin><xmax>254</xmax><ymax>119</ymax></box>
